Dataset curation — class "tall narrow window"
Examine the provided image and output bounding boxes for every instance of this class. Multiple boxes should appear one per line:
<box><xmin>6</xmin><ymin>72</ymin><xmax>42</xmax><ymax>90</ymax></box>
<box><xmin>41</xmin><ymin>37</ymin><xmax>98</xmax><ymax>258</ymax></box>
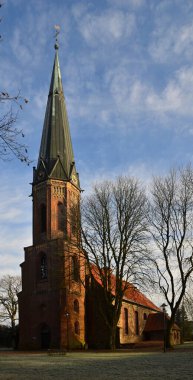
<box><xmin>71</xmin><ymin>256</ymin><xmax>80</xmax><ymax>282</ymax></box>
<box><xmin>71</xmin><ymin>202</ymin><xmax>79</xmax><ymax>236</ymax></box>
<box><xmin>74</xmin><ymin>321</ymin><xmax>80</xmax><ymax>335</ymax></box>
<box><xmin>57</xmin><ymin>202</ymin><xmax>64</xmax><ymax>231</ymax></box>
<box><xmin>135</xmin><ymin>311</ymin><xmax>139</xmax><ymax>335</ymax></box>
<box><xmin>71</xmin><ymin>203</ymin><xmax>77</xmax><ymax>235</ymax></box>
<box><xmin>74</xmin><ymin>299</ymin><xmax>79</xmax><ymax>313</ymax></box>
<box><xmin>40</xmin><ymin>204</ymin><xmax>46</xmax><ymax>233</ymax></box>
<box><xmin>40</xmin><ymin>254</ymin><xmax>47</xmax><ymax>280</ymax></box>
<box><xmin>124</xmin><ymin>308</ymin><xmax>129</xmax><ymax>334</ymax></box>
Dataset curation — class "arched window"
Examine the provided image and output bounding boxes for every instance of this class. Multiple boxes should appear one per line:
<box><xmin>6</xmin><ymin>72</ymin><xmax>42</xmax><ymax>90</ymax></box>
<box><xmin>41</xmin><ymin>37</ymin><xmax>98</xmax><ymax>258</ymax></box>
<box><xmin>144</xmin><ymin>313</ymin><xmax>147</xmax><ymax>321</ymax></box>
<box><xmin>74</xmin><ymin>321</ymin><xmax>80</xmax><ymax>335</ymax></box>
<box><xmin>71</xmin><ymin>256</ymin><xmax>80</xmax><ymax>282</ymax></box>
<box><xmin>57</xmin><ymin>202</ymin><xmax>64</xmax><ymax>231</ymax></box>
<box><xmin>40</xmin><ymin>254</ymin><xmax>47</xmax><ymax>280</ymax></box>
<box><xmin>74</xmin><ymin>299</ymin><xmax>79</xmax><ymax>313</ymax></box>
<box><xmin>124</xmin><ymin>308</ymin><xmax>129</xmax><ymax>334</ymax></box>
<box><xmin>135</xmin><ymin>311</ymin><xmax>139</xmax><ymax>335</ymax></box>
<box><xmin>40</xmin><ymin>204</ymin><xmax>46</xmax><ymax>233</ymax></box>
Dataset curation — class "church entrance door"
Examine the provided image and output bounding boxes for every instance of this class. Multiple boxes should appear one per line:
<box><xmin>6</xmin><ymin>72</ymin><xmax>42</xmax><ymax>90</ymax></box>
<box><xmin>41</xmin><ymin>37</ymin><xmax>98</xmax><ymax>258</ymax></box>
<box><xmin>41</xmin><ymin>324</ymin><xmax>51</xmax><ymax>349</ymax></box>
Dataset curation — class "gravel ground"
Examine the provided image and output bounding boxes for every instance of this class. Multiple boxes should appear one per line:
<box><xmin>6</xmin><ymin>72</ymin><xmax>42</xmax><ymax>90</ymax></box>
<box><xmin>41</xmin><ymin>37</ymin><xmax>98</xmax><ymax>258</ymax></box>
<box><xmin>0</xmin><ymin>346</ymin><xmax>193</xmax><ymax>380</ymax></box>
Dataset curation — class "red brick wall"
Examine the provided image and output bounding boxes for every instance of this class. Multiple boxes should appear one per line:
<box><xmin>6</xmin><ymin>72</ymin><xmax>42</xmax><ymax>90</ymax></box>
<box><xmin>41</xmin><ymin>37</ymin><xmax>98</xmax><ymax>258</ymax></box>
<box><xmin>119</xmin><ymin>301</ymin><xmax>157</xmax><ymax>345</ymax></box>
<box><xmin>19</xmin><ymin>179</ymin><xmax>85</xmax><ymax>350</ymax></box>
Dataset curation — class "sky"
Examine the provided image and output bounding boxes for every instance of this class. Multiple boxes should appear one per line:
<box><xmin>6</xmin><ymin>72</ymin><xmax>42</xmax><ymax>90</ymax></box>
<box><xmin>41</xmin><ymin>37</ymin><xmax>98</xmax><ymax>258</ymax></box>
<box><xmin>1</xmin><ymin>0</ymin><xmax>193</xmax><ymax>294</ymax></box>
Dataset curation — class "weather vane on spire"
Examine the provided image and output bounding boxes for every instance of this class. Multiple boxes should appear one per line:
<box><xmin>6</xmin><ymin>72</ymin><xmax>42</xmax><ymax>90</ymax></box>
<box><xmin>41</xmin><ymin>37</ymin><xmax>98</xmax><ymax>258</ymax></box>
<box><xmin>54</xmin><ymin>25</ymin><xmax>61</xmax><ymax>50</ymax></box>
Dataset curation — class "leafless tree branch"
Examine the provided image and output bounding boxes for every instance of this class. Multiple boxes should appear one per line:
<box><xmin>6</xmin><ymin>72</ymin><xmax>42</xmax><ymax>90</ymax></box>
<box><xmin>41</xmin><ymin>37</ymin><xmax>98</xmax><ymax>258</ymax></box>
<box><xmin>81</xmin><ymin>176</ymin><xmax>150</xmax><ymax>349</ymax></box>
<box><xmin>148</xmin><ymin>165</ymin><xmax>193</xmax><ymax>347</ymax></box>
<box><xmin>0</xmin><ymin>275</ymin><xmax>21</xmax><ymax>330</ymax></box>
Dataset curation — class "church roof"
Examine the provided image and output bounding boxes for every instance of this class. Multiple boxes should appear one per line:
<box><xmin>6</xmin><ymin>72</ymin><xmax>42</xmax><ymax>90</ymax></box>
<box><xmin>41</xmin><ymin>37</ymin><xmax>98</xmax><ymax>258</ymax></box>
<box><xmin>123</xmin><ymin>285</ymin><xmax>160</xmax><ymax>311</ymax></box>
<box><xmin>34</xmin><ymin>44</ymin><xmax>79</xmax><ymax>187</ymax></box>
<box><xmin>91</xmin><ymin>266</ymin><xmax>159</xmax><ymax>312</ymax></box>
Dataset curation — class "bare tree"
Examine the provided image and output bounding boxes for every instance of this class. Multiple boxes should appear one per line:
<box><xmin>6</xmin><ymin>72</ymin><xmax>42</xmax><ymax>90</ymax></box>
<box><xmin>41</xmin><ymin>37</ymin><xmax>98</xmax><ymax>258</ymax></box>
<box><xmin>148</xmin><ymin>166</ymin><xmax>193</xmax><ymax>347</ymax></box>
<box><xmin>0</xmin><ymin>92</ymin><xmax>31</xmax><ymax>163</ymax></box>
<box><xmin>0</xmin><ymin>3</ymin><xmax>30</xmax><ymax>163</ymax></box>
<box><xmin>0</xmin><ymin>275</ymin><xmax>21</xmax><ymax>330</ymax></box>
<box><xmin>184</xmin><ymin>292</ymin><xmax>193</xmax><ymax>320</ymax></box>
<box><xmin>81</xmin><ymin>176</ymin><xmax>149</xmax><ymax>350</ymax></box>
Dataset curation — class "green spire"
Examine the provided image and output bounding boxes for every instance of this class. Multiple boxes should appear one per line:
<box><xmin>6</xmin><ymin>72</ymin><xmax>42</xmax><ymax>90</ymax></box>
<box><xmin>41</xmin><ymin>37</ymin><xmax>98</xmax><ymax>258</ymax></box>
<box><xmin>34</xmin><ymin>45</ymin><xmax>80</xmax><ymax>187</ymax></box>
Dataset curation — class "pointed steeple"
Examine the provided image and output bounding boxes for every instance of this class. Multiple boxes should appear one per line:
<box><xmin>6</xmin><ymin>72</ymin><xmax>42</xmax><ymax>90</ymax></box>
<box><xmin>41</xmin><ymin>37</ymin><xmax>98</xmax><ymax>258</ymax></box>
<box><xmin>34</xmin><ymin>43</ymin><xmax>79</xmax><ymax>188</ymax></box>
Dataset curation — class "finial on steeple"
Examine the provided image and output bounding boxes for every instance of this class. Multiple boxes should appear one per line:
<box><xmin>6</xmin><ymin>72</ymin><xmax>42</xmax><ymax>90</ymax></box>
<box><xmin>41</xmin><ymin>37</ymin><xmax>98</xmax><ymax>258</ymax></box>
<box><xmin>54</xmin><ymin>25</ymin><xmax>61</xmax><ymax>50</ymax></box>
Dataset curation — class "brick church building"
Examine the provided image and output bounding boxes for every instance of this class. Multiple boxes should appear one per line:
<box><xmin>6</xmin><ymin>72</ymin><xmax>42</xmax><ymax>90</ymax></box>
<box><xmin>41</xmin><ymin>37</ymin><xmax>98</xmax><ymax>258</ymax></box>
<box><xmin>18</xmin><ymin>42</ymin><xmax>162</xmax><ymax>350</ymax></box>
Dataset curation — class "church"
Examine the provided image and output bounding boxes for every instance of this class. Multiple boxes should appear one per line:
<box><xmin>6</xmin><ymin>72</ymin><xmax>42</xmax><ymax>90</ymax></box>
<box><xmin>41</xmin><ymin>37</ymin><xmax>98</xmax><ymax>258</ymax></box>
<box><xmin>18</xmin><ymin>41</ymin><xmax>170</xmax><ymax>350</ymax></box>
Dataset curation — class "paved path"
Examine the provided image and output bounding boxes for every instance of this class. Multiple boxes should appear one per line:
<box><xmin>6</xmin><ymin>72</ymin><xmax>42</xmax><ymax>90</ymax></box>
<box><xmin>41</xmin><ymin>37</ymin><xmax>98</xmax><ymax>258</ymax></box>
<box><xmin>0</xmin><ymin>346</ymin><xmax>193</xmax><ymax>379</ymax></box>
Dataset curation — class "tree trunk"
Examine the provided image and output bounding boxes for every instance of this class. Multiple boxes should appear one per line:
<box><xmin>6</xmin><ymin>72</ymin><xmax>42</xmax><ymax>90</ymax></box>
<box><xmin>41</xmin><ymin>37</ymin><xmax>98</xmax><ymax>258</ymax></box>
<box><xmin>11</xmin><ymin>319</ymin><xmax>16</xmax><ymax>349</ymax></box>
<box><xmin>166</xmin><ymin>315</ymin><xmax>175</xmax><ymax>348</ymax></box>
<box><xmin>109</xmin><ymin>323</ymin><xmax>117</xmax><ymax>350</ymax></box>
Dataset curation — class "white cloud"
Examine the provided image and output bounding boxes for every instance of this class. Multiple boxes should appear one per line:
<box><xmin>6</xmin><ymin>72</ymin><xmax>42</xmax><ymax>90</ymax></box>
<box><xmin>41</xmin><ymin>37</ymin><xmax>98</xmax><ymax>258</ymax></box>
<box><xmin>149</xmin><ymin>22</ymin><xmax>193</xmax><ymax>63</ymax></box>
<box><xmin>107</xmin><ymin>0</ymin><xmax>145</xmax><ymax>8</ymax></box>
<box><xmin>0</xmin><ymin>216</ymin><xmax>32</xmax><ymax>277</ymax></box>
<box><xmin>11</xmin><ymin>28</ymin><xmax>32</xmax><ymax>65</ymax></box>
<box><xmin>0</xmin><ymin>56</ymin><xmax>24</xmax><ymax>94</ymax></box>
<box><xmin>9</xmin><ymin>2</ymin><xmax>70</xmax><ymax>69</ymax></box>
<box><xmin>33</xmin><ymin>88</ymin><xmax>47</xmax><ymax>113</ymax></box>
<box><xmin>63</xmin><ymin>55</ymin><xmax>193</xmax><ymax>137</ymax></box>
<box><xmin>0</xmin><ymin>255</ymin><xmax>22</xmax><ymax>277</ymax></box>
<box><xmin>102</xmin><ymin>62</ymin><xmax>193</xmax><ymax>122</ymax></box>
<box><xmin>0</xmin><ymin>171</ymin><xmax>32</xmax><ymax>277</ymax></box>
<box><xmin>0</xmin><ymin>182</ymin><xmax>31</xmax><ymax>225</ymax></box>
<box><xmin>145</xmin><ymin>67</ymin><xmax>193</xmax><ymax>116</ymax></box>
<box><xmin>71</xmin><ymin>3</ymin><xmax>90</xmax><ymax>20</ymax></box>
<box><xmin>105</xmin><ymin>66</ymin><xmax>147</xmax><ymax>115</ymax></box>
<box><xmin>80</xmin><ymin>160</ymin><xmax>163</xmax><ymax>201</ymax></box>
<box><xmin>76</xmin><ymin>9</ymin><xmax>135</xmax><ymax>46</ymax></box>
<box><xmin>8</xmin><ymin>0</ymin><xmax>23</xmax><ymax>5</ymax></box>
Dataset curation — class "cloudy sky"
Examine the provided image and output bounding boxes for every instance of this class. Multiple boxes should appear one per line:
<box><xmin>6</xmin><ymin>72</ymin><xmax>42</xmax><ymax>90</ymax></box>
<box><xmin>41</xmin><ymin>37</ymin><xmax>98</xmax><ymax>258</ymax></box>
<box><xmin>1</xmin><ymin>0</ymin><xmax>193</xmax><ymax>282</ymax></box>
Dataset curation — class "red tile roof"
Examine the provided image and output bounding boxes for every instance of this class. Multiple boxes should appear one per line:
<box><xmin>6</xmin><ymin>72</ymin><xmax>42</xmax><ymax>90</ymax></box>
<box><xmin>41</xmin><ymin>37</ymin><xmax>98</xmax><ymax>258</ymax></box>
<box><xmin>123</xmin><ymin>285</ymin><xmax>160</xmax><ymax>311</ymax></box>
<box><xmin>90</xmin><ymin>265</ymin><xmax>159</xmax><ymax>312</ymax></box>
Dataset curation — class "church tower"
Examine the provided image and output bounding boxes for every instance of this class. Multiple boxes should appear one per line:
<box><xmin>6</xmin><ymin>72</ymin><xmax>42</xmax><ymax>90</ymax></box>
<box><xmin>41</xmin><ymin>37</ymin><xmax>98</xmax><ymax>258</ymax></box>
<box><xmin>19</xmin><ymin>41</ymin><xmax>85</xmax><ymax>350</ymax></box>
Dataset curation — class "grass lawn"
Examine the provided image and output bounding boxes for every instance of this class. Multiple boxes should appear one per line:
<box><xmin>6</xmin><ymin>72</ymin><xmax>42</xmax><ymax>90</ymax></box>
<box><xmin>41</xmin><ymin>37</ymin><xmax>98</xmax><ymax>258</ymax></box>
<box><xmin>0</xmin><ymin>344</ymin><xmax>193</xmax><ymax>380</ymax></box>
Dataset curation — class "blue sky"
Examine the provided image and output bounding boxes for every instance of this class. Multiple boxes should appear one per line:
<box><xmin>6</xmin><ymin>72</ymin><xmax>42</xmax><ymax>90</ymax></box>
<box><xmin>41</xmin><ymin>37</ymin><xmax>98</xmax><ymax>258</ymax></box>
<box><xmin>1</xmin><ymin>0</ymin><xmax>193</xmax><ymax>283</ymax></box>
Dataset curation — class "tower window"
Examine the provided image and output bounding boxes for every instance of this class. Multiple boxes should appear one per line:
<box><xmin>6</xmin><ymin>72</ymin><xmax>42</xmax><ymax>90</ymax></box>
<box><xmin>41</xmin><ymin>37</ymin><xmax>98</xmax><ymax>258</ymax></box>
<box><xmin>57</xmin><ymin>202</ymin><xmax>65</xmax><ymax>231</ymax></box>
<box><xmin>124</xmin><ymin>308</ymin><xmax>129</xmax><ymax>334</ymax></box>
<box><xmin>71</xmin><ymin>256</ymin><xmax>80</xmax><ymax>282</ymax></box>
<box><xmin>40</xmin><ymin>204</ymin><xmax>46</xmax><ymax>233</ymax></box>
<box><xmin>40</xmin><ymin>254</ymin><xmax>48</xmax><ymax>280</ymax></box>
<box><xmin>74</xmin><ymin>299</ymin><xmax>79</xmax><ymax>313</ymax></box>
<box><xmin>135</xmin><ymin>311</ymin><xmax>139</xmax><ymax>335</ymax></box>
<box><xmin>144</xmin><ymin>313</ymin><xmax>147</xmax><ymax>320</ymax></box>
<box><xmin>74</xmin><ymin>321</ymin><xmax>80</xmax><ymax>335</ymax></box>
<box><xmin>71</xmin><ymin>202</ymin><xmax>79</xmax><ymax>236</ymax></box>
